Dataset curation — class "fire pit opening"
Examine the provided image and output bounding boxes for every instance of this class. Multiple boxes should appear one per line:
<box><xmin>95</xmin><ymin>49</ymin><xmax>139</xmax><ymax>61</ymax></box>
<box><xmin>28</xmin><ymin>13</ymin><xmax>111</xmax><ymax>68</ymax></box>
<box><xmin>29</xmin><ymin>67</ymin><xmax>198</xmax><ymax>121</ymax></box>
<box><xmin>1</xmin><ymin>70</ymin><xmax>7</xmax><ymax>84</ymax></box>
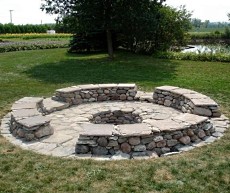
<box><xmin>89</xmin><ymin>109</ymin><xmax>142</xmax><ymax>125</ymax></box>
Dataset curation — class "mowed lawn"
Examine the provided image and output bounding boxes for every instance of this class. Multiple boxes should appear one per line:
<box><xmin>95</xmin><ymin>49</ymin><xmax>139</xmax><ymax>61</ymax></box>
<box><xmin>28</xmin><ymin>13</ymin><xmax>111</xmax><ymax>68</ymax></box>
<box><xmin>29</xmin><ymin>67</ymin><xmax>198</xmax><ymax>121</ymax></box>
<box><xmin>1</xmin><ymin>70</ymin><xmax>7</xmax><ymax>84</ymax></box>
<box><xmin>0</xmin><ymin>48</ymin><xmax>230</xmax><ymax>193</ymax></box>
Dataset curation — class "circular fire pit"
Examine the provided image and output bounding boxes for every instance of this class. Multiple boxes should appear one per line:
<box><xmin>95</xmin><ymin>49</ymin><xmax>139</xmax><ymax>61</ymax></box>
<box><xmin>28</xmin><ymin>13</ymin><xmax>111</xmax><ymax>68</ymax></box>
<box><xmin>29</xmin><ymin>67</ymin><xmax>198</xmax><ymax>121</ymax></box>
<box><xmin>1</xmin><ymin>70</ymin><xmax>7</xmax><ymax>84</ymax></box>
<box><xmin>0</xmin><ymin>84</ymin><xmax>229</xmax><ymax>160</ymax></box>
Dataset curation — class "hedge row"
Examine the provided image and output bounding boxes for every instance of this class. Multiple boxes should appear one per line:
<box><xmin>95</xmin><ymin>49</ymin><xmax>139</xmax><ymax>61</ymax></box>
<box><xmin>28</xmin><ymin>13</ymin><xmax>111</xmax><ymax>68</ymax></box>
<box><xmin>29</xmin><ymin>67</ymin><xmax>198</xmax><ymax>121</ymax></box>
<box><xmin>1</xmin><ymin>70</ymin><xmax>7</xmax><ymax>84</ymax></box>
<box><xmin>0</xmin><ymin>23</ymin><xmax>57</xmax><ymax>34</ymax></box>
<box><xmin>0</xmin><ymin>33</ymin><xmax>71</xmax><ymax>40</ymax></box>
<box><xmin>189</xmin><ymin>27</ymin><xmax>230</xmax><ymax>39</ymax></box>
<box><xmin>155</xmin><ymin>51</ymin><xmax>230</xmax><ymax>63</ymax></box>
<box><xmin>0</xmin><ymin>40</ymin><xmax>69</xmax><ymax>53</ymax></box>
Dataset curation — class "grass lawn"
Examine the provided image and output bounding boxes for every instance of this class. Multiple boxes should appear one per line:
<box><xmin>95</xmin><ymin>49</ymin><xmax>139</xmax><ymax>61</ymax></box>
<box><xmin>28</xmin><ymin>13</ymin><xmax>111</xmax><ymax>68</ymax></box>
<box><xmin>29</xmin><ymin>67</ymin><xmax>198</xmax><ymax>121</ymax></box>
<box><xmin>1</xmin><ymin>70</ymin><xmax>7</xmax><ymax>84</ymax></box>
<box><xmin>0</xmin><ymin>48</ymin><xmax>230</xmax><ymax>193</ymax></box>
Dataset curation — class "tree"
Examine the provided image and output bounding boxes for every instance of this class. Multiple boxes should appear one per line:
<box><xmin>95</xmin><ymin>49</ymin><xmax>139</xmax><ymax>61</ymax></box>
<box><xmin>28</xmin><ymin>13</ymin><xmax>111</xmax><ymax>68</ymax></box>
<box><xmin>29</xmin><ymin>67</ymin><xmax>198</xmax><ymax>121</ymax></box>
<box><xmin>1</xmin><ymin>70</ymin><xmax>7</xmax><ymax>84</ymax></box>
<box><xmin>41</xmin><ymin>0</ymin><xmax>167</xmax><ymax>57</ymax></box>
<box><xmin>191</xmin><ymin>18</ymin><xmax>202</xmax><ymax>29</ymax></box>
<box><xmin>203</xmin><ymin>20</ymin><xmax>210</xmax><ymax>28</ymax></box>
<box><xmin>41</xmin><ymin>0</ymin><xmax>191</xmax><ymax>56</ymax></box>
<box><xmin>228</xmin><ymin>13</ymin><xmax>230</xmax><ymax>21</ymax></box>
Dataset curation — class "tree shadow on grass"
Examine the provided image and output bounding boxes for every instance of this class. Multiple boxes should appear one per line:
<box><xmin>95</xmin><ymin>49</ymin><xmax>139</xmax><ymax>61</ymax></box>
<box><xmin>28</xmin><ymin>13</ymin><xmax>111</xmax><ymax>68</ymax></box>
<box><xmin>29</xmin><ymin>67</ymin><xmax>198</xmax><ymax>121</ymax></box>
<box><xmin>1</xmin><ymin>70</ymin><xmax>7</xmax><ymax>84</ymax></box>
<box><xmin>24</xmin><ymin>51</ymin><xmax>179</xmax><ymax>89</ymax></box>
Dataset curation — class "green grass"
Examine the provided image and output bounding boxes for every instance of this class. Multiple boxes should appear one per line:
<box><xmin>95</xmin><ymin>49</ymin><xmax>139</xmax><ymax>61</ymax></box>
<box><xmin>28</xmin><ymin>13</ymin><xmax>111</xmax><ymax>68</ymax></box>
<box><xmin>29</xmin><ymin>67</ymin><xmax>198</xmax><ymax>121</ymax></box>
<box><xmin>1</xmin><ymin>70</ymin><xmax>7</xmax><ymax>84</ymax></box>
<box><xmin>0</xmin><ymin>48</ymin><xmax>230</xmax><ymax>193</ymax></box>
<box><xmin>189</xmin><ymin>27</ymin><xmax>226</xmax><ymax>33</ymax></box>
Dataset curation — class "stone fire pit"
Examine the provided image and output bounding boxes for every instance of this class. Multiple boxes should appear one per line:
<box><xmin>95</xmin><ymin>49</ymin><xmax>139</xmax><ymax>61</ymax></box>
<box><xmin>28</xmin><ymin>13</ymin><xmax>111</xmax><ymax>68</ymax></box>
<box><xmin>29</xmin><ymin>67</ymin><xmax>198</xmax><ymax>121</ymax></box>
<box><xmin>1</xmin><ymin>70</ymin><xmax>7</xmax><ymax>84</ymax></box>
<box><xmin>0</xmin><ymin>84</ymin><xmax>229</xmax><ymax>160</ymax></box>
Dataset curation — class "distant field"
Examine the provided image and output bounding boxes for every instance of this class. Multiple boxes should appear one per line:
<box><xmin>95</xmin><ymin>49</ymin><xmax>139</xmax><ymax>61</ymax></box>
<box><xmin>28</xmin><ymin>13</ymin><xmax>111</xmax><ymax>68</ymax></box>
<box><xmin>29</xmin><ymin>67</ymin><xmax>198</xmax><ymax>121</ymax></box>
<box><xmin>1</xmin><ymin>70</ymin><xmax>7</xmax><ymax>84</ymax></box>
<box><xmin>0</xmin><ymin>33</ymin><xmax>71</xmax><ymax>53</ymax></box>
<box><xmin>0</xmin><ymin>33</ymin><xmax>72</xmax><ymax>40</ymax></box>
<box><xmin>189</xmin><ymin>27</ymin><xmax>227</xmax><ymax>33</ymax></box>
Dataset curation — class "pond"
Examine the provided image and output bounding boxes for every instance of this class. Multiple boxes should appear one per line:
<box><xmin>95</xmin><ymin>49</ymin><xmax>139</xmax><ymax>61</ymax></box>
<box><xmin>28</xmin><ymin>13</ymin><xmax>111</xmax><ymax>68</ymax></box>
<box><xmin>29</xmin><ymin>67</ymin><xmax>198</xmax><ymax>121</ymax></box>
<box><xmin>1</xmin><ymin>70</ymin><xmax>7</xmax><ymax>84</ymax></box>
<box><xmin>182</xmin><ymin>45</ymin><xmax>230</xmax><ymax>54</ymax></box>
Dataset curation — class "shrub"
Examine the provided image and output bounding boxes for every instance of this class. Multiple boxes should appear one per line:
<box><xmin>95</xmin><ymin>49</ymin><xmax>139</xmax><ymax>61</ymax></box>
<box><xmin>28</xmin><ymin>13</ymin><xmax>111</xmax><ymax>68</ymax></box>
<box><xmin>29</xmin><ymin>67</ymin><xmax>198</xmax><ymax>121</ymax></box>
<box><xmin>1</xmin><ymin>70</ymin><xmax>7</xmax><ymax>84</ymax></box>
<box><xmin>154</xmin><ymin>51</ymin><xmax>230</xmax><ymax>62</ymax></box>
<box><xmin>0</xmin><ymin>40</ymin><xmax>68</xmax><ymax>53</ymax></box>
<box><xmin>0</xmin><ymin>33</ymin><xmax>71</xmax><ymax>40</ymax></box>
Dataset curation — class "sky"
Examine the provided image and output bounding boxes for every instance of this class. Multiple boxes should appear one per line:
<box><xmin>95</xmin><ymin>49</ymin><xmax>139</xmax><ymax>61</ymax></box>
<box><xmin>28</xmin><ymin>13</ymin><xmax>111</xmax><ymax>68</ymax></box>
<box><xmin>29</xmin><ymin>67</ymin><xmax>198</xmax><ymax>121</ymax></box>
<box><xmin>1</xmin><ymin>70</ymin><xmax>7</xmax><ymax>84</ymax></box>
<box><xmin>166</xmin><ymin>0</ymin><xmax>230</xmax><ymax>22</ymax></box>
<box><xmin>0</xmin><ymin>0</ymin><xmax>229</xmax><ymax>25</ymax></box>
<box><xmin>0</xmin><ymin>0</ymin><xmax>57</xmax><ymax>24</ymax></box>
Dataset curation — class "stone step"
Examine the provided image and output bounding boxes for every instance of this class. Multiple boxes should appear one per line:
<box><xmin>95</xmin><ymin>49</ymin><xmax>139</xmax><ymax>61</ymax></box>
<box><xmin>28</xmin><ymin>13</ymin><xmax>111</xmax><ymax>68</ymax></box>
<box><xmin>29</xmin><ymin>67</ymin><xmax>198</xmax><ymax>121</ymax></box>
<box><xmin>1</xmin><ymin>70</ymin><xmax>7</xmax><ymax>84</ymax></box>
<box><xmin>42</xmin><ymin>98</ymin><xmax>69</xmax><ymax>114</ymax></box>
<box><xmin>16</xmin><ymin>115</ymin><xmax>50</xmax><ymax>130</ymax></box>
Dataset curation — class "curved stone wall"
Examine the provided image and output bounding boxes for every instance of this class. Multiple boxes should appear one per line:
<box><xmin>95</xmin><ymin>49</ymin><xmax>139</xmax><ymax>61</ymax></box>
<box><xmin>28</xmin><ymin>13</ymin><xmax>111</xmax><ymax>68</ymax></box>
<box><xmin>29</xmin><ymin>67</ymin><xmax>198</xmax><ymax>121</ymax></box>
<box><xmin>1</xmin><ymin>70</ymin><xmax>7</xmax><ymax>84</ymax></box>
<box><xmin>76</xmin><ymin>113</ymin><xmax>214</xmax><ymax>157</ymax></box>
<box><xmin>2</xmin><ymin>84</ymin><xmax>228</xmax><ymax>160</ymax></box>
<box><xmin>54</xmin><ymin>84</ymin><xmax>137</xmax><ymax>105</ymax></box>
<box><xmin>153</xmin><ymin>86</ymin><xmax>221</xmax><ymax>117</ymax></box>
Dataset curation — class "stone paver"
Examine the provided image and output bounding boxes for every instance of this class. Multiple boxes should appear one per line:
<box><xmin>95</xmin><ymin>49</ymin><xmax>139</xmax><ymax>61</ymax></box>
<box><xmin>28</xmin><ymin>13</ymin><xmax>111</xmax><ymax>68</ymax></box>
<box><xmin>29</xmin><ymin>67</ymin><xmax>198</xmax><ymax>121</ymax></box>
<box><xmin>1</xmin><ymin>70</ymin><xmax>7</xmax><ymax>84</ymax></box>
<box><xmin>117</xmin><ymin>124</ymin><xmax>152</xmax><ymax>136</ymax></box>
<box><xmin>80</xmin><ymin>124</ymin><xmax>115</xmax><ymax>136</ymax></box>
<box><xmin>17</xmin><ymin>115</ymin><xmax>50</xmax><ymax>129</ymax></box>
<box><xmin>12</xmin><ymin>109</ymin><xmax>41</xmax><ymax>119</ymax></box>
<box><xmin>42</xmin><ymin>98</ymin><xmax>69</xmax><ymax>113</ymax></box>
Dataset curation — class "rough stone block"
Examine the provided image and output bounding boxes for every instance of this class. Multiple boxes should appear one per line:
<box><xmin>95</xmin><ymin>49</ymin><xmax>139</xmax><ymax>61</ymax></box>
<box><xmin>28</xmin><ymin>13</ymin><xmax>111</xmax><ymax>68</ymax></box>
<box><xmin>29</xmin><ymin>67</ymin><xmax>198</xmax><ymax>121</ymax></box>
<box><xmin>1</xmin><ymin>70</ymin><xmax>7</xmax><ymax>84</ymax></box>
<box><xmin>128</xmin><ymin>137</ymin><xmax>141</xmax><ymax>145</ymax></box>
<box><xmin>179</xmin><ymin>136</ymin><xmax>191</xmax><ymax>145</ymax></box>
<box><xmin>121</xmin><ymin>142</ymin><xmax>131</xmax><ymax>153</ymax></box>
<box><xmin>134</xmin><ymin>145</ymin><xmax>146</xmax><ymax>152</ymax></box>
<box><xmin>193</xmin><ymin>107</ymin><xmax>212</xmax><ymax>117</ymax></box>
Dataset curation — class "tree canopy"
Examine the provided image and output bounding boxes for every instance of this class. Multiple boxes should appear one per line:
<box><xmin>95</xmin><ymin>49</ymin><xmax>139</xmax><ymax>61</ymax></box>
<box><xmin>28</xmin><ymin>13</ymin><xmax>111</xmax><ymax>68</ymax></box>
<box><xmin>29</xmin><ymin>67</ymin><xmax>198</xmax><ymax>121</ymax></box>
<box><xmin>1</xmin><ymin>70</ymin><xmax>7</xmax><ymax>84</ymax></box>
<box><xmin>41</xmin><ymin>0</ymin><xmax>191</xmax><ymax>58</ymax></box>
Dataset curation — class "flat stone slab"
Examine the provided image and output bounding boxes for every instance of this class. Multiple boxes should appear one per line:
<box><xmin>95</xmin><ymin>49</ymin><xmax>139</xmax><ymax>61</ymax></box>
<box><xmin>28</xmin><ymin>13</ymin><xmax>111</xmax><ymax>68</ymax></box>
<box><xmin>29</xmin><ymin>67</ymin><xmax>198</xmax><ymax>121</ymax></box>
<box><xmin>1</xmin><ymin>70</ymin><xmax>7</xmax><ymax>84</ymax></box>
<box><xmin>170</xmin><ymin>88</ymin><xmax>197</xmax><ymax>95</ymax></box>
<box><xmin>56</xmin><ymin>86</ymin><xmax>81</xmax><ymax>93</ymax></box>
<box><xmin>43</xmin><ymin>98</ymin><xmax>69</xmax><ymax>112</ymax></box>
<box><xmin>191</xmin><ymin>98</ymin><xmax>218</xmax><ymax>106</ymax></box>
<box><xmin>155</xmin><ymin>86</ymin><xmax>178</xmax><ymax>91</ymax></box>
<box><xmin>80</xmin><ymin>123</ymin><xmax>115</xmax><ymax>136</ymax></box>
<box><xmin>12</xmin><ymin>109</ymin><xmax>41</xmax><ymax>119</ymax></box>
<box><xmin>11</xmin><ymin>102</ymin><xmax>37</xmax><ymax>110</ymax></box>
<box><xmin>16</xmin><ymin>97</ymin><xmax>43</xmax><ymax>104</ymax></box>
<box><xmin>41</xmin><ymin>133</ymin><xmax>73</xmax><ymax>144</ymax></box>
<box><xmin>79</xmin><ymin>84</ymin><xmax>100</xmax><ymax>90</ymax></box>
<box><xmin>183</xmin><ymin>93</ymin><xmax>210</xmax><ymax>99</ymax></box>
<box><xmin>148</xmin><ymin>119</ymin><xmax>188</xmax><ymax>132</ymax></box>
<box><xmin>117</xmin><ymin>124</ymin><xmax>152</xmax><ymax>136</ymax></box>
<box><xmin>98</xmin><ymin>84</ymin><xmax>118</xmax><ymax>88</ymax></box>
<box><xmin>118</xmin><ymin>83</ymin><xmax>136</xmax><ymax>88</ymax></box>
<box><xmin>172</xmin><ymin>113</ymin><xmax>208</xmax><ymax>125</ymax></box>
<box><xmin>16</xmin><ymin>115</ymin><xmax>50</xmax><ymax>129</ymax></box>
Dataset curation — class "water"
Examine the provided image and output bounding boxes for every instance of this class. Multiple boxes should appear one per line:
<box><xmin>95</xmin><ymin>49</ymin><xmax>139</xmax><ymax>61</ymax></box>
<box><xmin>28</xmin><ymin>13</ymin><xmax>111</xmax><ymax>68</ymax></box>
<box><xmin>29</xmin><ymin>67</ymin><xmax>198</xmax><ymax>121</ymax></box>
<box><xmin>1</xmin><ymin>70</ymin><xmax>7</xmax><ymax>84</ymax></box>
<box><xmin>182</xmin><ymin>45</ymin><xmax>230</xmax><ymax>54</ymax></box>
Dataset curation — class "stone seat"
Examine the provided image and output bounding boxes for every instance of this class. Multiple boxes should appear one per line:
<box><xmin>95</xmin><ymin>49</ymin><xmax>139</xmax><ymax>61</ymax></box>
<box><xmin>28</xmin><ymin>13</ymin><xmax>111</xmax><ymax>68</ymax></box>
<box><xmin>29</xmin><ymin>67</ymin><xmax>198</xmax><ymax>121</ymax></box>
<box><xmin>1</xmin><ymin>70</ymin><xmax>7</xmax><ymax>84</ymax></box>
<box><xmin>42</xmin><ymin>97</ymin><xmax>69</xmax><ymax>114</ymax></box>
<box><xmin>76</xmin><ymin>113</ymin><xmax>212</xmax><ymax>156</ymax></box>
<box><xmin>54</xmin><ymin>83</ymin><xmax>137</xmax><ymax>105</ymax></box>
<box><xmin>153</xmin><ymin>86</ymin><xmax>221</xmax><ymax>117</ymax></box>
<box><xmin>10</xmin><ymin>97</ymin><xmax>53</xmax><ymax>141</ymax></box>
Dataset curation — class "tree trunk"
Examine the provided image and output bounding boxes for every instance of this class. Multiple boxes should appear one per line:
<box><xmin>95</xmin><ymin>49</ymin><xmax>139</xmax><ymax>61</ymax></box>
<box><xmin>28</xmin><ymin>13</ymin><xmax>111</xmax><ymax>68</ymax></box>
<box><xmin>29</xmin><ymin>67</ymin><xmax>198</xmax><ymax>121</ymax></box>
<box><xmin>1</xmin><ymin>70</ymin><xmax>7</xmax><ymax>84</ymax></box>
<box><xmin>106</xmin><ymin>29</ymin><xmax>114</xmax><ymax>59</ymax></box>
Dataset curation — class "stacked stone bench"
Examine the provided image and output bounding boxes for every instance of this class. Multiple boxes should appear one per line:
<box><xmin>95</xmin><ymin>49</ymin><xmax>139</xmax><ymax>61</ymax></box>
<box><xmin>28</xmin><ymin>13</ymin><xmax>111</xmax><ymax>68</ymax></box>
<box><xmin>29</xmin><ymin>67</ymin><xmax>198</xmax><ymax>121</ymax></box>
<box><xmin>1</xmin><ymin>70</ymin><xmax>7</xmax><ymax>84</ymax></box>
<box><xmin>153</xmin><ymin>86</ymin><xmax>221</xmax><ymax>117</ymax></box>
<box><xmin>10</xmin><ymin>97</ymin><xmax>53</xmax><ymax>141</ymax></box>
<box><xmin>9</xmin><ymin>96</ymin><xmax>69</xmax><ymax>140</ymax></box>
<box><xmin>54</xmin><ymin>84</ymin><xmax>137</xmax><ymax>105</ymax></box>
<box><xmin>76</xmin><ymin>113</ymin><xmax>214</xmax><ymax>157</ymax></box>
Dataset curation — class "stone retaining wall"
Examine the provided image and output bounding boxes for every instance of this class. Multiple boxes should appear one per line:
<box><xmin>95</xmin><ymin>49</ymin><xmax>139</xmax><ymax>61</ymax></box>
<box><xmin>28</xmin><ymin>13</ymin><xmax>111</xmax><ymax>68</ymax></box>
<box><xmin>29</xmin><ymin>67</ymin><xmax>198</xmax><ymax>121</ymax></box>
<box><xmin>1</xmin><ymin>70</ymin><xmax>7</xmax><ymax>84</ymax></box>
<box><xmin>76</xmin><ymin>118</ymin><xmax>215</xmax><ymax>157</ymax></box>
<box><xmin>54</xmin><ymin>84</ymin><xmax>137</xmax><ymax>105</ymax></box>
<box><xmin>153</xmin><ymin>86</ymin><xmax>221</xmax><ymax>117</ymax></box>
